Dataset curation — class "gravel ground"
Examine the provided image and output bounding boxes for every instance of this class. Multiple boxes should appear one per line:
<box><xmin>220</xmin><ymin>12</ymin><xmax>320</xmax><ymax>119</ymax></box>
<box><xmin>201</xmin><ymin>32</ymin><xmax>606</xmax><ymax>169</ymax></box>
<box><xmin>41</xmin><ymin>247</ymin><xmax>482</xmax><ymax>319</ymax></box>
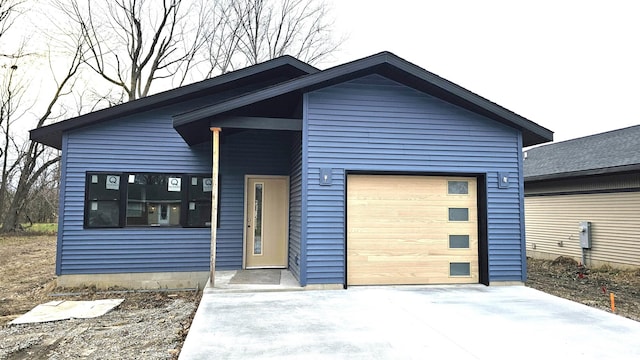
<box><xmin>2</xmin><ymin>235</ymin><xmax>638</xmax><ymax>359</ymax></box>
<box><xmin>0</xmin><ymin>298</ymin><xmax>197</xmax><ymax>360</ymax></box>
<box><xmin>0</xmin><ymin>235</ymin><xmax>201</xmax><ymax>360</ymax></box>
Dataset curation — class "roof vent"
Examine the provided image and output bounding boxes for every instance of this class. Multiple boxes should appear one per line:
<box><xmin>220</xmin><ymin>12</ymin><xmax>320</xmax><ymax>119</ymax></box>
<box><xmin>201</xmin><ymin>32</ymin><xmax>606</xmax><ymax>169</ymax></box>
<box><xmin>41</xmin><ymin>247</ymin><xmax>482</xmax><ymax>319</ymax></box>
<box><xmin>523</xmin><ymin>151</ymin><xmax>528</xmax><ymax>160</ymax></box>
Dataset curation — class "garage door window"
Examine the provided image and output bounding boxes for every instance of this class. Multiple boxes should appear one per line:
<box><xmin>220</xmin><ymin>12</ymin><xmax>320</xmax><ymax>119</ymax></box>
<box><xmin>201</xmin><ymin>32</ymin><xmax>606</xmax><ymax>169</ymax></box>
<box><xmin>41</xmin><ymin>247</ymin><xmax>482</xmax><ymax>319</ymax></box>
<box><xmin>448</xmin><ymin>208</ymin><xmax>469</xmax><ymax>221</ymax></box>
<box><xmin>450</xmin><ymin>262</ymin><xmax>471</xmax><ymax>276</ymax></box>
<box><xmin>449</xmin><ymin>235</ymin><xmax>470</xmax><ymax>248</ymax></box>
<box><xmin>448</xmin><ymin>181</ymin><xmax>469</xmax><ymax>194</ymax></box>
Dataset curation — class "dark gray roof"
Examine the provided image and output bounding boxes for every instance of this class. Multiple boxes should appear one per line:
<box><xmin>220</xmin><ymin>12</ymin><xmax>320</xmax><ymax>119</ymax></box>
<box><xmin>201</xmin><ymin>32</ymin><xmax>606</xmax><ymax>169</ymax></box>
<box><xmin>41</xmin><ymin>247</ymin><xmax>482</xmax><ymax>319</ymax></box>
<box><xmin>31</xmin><ymin>51</ymin><xmax>553</xmax><ymax>149</ymax></box>
<box><xmin>174</xmin><ymin>51</ymin><xmax>553</xmax><ymax>147</ymax></box>
<box><xmin>524</xmin><ymin>125</ymin><xmax>640</xmax><ymax>181</ymax></box>
<box><xmin>30</xmin><ymin>56</ymin><xmax>318</xmax><ymax>149</ymax></box>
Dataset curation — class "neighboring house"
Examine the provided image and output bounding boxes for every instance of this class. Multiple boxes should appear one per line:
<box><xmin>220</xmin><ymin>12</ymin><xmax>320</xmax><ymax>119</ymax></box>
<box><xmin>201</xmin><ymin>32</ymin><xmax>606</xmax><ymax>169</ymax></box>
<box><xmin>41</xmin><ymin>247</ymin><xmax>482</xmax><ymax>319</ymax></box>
<box><xmin>524</xmin><ymin>125</ymin><xmax>640</xmax><ymax>268</ymax></box>
<box><xmin>30</xmin><ymin>52</ymin><xmax>552</xmax><ymax>289</ymax></box>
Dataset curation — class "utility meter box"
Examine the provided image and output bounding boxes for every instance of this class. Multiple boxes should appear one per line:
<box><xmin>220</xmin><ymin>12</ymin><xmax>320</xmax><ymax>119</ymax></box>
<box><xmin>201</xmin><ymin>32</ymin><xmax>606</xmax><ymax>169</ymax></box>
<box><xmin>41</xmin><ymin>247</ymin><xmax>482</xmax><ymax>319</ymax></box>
<box><xmin>579</xmin><ymin>221</ymin><xmax>592</xmax><ymax>249</ymax></box>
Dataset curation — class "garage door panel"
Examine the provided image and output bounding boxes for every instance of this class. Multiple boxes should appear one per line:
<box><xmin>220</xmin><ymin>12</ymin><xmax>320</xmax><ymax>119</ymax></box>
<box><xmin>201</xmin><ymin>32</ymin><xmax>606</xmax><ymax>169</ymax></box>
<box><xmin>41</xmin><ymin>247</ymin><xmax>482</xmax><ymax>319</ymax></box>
<box><xmin>348</xmin><ymin>261</ymin><xmax>480</xmax><ymax>283</ymax></box>
<box><xmin>349</xmin><ymin>240</ymin><xmax>478</xmax><ymax>252</ymax></box>
<box><xmin>348</xmin><ymin>267</ymin><xmax>479</xmax><ymax>285</ymax></box>
<box><xmin>347</xmin><ymin>175</ymin><xmax>478</xmax><ymax>285</ymax></box>
<box><xmin>348</xmin><ymin>220</ymin><xmax>477</xmax><ymax>228</ymax></box>
<box><xmin>348</xmin><ymin>198</ymin><xmax>475</xmax><ymax>206</ymax></box>
<box><xmin>349</xmin><ymin>250</ymin><xmax>478</xmax><ymax>260</ymax></box>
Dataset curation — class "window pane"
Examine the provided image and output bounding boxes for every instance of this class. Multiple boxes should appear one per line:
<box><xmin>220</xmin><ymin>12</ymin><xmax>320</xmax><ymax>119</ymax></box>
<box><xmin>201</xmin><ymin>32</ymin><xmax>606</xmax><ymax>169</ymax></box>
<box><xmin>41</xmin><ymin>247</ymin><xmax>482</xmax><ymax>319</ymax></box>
<box><xmin>253</xmin><ymin>183</ymin><xmax>263</xmax><ymax>255</ymax></box>
<box><xmin>127</xmin><ymin>174</ymin><xmax>182</xmax><ymax>226</ymax></box>
<box><xmin>448</xmin><ymin>181</ymin><xmax>468</xmax><ymax>194</ymax></box>
<box><xmin>448</xmin><ymin>208</ymin><xmax>469</xmax><ymax>221</ymax></box>
<box><xmin>187</xmin><ymin>176</ymin><xmax>212</xmax><ymax>227</ymax></box>
<box><xmin>450</xmin><ymin>262</ymin><xmax>471</xmax><ymax>276</ymax></box>
<box><xmin>86</xmin><ymin>173</ymin><xmax>120</xmax><ymax>227</ymax></box>
<box><xmin>87</xmin><ymin>200</ymin><xmax>120</xmax><ymax>227</ymax></box>
<box><xmin>449</xmin><ymin>235</ymin><xmax>470</xmax><ymax>248</ymax></box>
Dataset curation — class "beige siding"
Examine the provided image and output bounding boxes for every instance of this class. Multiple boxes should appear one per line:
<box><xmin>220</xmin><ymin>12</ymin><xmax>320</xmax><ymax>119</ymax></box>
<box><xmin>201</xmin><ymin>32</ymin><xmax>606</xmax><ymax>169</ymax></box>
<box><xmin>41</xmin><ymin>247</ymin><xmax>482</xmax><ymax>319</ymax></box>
<box><xmin>525</xmin><ymin>192</ymin><xmax>640</xmax><ymax>267</ymax></box>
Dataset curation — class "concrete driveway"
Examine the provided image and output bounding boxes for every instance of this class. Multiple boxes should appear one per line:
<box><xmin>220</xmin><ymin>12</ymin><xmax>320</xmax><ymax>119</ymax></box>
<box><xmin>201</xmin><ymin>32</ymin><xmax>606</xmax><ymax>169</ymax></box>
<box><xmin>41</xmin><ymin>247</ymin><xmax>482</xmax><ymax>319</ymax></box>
<box><xmin>179</xmin><ymin>285</ymin><xmax>640</xmax><ymax>359</ymax></box>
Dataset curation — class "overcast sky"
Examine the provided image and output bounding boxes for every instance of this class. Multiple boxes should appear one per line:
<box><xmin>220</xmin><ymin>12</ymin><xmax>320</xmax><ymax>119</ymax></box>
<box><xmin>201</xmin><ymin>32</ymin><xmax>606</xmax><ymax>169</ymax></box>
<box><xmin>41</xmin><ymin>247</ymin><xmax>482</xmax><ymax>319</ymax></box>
<box><xmin>324</xmin><ymin>0</ymin><xmax>640</xmax><ymax>144</ymax></box>
<box><xmin>12</xmin><ymin>1</ymin><xmax>640</xmax><ymax>146</ymax></box>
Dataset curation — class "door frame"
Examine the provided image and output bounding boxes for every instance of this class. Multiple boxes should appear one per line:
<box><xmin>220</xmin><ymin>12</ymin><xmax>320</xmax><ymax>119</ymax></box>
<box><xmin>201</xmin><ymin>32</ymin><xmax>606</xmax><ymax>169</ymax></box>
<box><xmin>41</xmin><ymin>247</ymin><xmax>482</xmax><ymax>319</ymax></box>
<box><xmin>242</xmin><ymin>175</ymin><xmax>290</xmax><ymax>269</ymax></box>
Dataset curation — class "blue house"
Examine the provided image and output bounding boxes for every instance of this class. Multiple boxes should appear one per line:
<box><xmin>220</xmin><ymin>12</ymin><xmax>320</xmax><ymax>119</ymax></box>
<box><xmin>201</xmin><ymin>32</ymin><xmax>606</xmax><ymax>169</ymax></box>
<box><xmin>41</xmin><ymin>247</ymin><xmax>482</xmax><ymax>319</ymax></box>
<box><xmin>30</xmin><ymin>52</ymin><xmax>552</xmax><ymax>289</ymax></box>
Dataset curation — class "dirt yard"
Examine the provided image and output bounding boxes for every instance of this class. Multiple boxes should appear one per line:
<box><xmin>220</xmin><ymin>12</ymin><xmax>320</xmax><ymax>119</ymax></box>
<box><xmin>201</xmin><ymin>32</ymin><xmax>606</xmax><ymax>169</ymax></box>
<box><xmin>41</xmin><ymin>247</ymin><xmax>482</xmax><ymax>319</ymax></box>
<box><xmin>1</xmin><ymin>235</ymin><xmax>639</xmax><ymax>359</ymax></box>
<box><xmin>0</xmin><ymin>235</ymin><xmax>201</xmax><ymax>359</ymax></box>
<box><xmin>526</xmin><ymin>256</ymin><xmax>640</xmax><ymax>322</ymax></box>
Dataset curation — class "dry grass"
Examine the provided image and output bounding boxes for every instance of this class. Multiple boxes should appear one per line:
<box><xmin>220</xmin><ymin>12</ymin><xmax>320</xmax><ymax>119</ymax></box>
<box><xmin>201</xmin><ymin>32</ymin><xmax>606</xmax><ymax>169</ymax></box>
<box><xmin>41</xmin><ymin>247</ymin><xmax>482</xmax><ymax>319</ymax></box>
<box><xmin>0</xmin><ymin>235</ymin><xmax>57</xmax><ymax>323</ymax></box>
<box><xmin>0</xmin><ymin>235</ymin><xmax>200</xmax><ymax>322</ymax></box>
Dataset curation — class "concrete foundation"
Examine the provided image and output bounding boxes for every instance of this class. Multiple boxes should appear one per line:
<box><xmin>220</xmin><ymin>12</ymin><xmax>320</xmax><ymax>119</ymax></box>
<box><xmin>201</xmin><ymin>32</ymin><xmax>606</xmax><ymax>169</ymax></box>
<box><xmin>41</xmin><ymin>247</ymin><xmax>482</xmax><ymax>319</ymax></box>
<box><xmin>488</xmin><ymin>281</ymin><xmax>525</xmax><ymax>286</ymax></box>
<box><xmin>304</xmin><ymin>284</ymin><xmax>344</xmax><ymax>290</ymax></box>
<box><xmin>56</xmin><ymin>271</ymin><xmax>209</xmax><ymax>290</ymax></box>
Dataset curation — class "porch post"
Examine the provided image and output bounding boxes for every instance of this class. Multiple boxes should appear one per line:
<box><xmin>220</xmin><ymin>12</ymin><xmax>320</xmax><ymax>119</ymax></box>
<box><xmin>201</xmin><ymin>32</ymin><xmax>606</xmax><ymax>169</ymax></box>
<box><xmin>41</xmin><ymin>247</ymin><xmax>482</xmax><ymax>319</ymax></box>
<box><xmin>209</xmin><ymin>127</ymin><xmax>221</xmax><ymax>285</ymax></box>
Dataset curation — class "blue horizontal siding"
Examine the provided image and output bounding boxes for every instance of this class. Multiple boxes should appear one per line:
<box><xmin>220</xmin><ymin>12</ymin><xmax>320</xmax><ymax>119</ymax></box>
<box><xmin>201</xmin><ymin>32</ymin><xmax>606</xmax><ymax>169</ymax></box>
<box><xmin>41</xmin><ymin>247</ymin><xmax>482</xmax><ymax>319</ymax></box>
<box><xmin>60</xmin><ymin>111</ymin><xmax>212</xmax><ymax>275</ymax></box>
<box><xmin>60</xmin><ymin>110</ymin><xmax>294</xmax><ymax>275</ymax></box>
<box><xmin>288</xmin><ymin>133</ymin><xmax>302</xmax><ymax>280</ymax></box>
<box><xmin>216</xmin><ymin>130</ymin><xmax>294</xmax><ymax>269</ymax></box>
<box><xmin>304</xmin><ymin>74</ymin><xmax>524</xmax><ymax>284</ymax></box>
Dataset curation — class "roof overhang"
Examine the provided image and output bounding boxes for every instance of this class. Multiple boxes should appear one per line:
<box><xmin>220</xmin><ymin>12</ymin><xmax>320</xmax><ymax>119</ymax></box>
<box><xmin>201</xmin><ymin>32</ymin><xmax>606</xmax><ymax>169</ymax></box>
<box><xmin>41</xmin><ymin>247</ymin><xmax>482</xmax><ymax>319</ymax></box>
<box><xmin>30</xmin><ymin>56</ymin><xmax>318</xmax><ymax>149</ymax></box>
<box><xmin>525</xmin><ymin>163</ymin><xmax>640</xmax><ymax>182</ymax></box>
<box><xmin>31</xmin><ymin>51</ymin><xmax>553</xmax><ymax>149</ymax></box>
<box><xmin>174</xmin><ymin>52</ymin><xmax>553</xmax><ymax>147</ymax></box>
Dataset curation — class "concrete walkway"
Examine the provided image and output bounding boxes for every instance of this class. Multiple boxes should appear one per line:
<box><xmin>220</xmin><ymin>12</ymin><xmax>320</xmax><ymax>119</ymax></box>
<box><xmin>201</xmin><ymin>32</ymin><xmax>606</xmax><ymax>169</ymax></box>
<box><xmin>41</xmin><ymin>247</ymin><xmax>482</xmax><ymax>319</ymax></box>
<box><xmin>180</xmin><ymin>284</ymin><xmax>640</xmax><ymax>359</ymax></box>
<box><xmin>210</xmin><ymin>270</ymin><xmax>302</xmax><ymax>292</ymax></box>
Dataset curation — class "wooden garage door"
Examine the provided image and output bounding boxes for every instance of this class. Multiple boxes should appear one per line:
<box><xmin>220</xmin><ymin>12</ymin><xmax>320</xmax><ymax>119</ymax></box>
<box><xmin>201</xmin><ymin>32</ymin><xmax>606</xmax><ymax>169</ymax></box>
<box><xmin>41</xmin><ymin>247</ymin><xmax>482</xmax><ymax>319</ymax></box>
<box><xmin>347</xmin><ymin>175</ymin><xmax>478</xmax><ymax>285</ymax></box>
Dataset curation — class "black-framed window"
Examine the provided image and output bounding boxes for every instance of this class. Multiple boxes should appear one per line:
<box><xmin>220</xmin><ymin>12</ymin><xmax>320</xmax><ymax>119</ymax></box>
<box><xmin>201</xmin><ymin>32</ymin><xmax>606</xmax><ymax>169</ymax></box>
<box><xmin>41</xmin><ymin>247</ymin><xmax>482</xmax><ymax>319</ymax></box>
<box><xmin>84</xmin><ymin>172</ymin><xmax>216</xmax><ymax>229</ymax></box>
<box><xmin>85</xmin><ymin>173</ymin><xmax>122</xmax><ymax>228</ymax></box>
<box><xmin>187</xmin><ymin>175</ymin><xmax>213</xmax><ymax>227</ymax></box>
<box><xmin>126</xmin><ymin>173</ymin><xmax>183</xmax><ymax>227</ymax></box>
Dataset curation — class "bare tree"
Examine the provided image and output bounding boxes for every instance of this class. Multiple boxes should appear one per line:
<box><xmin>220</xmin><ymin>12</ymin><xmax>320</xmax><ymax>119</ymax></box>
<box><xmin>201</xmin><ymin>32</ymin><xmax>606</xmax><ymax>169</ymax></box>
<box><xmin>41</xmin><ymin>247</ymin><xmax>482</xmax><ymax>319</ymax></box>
<box><xmin>200</xmin><ymin>0</ymin><xmax>340</xmax><ymax>75</ymax></box>
<box><xmin>200</xmin><ymin>1</ymin><xmax>243</xmax><ymax>77</ymax></box>
<box><xmin>0</xmin><ymin>41</ymin><xmax>83</xmax><ymax>232</ymax></box>
<box><xmin>0</xmin><ymin>0</ymin><xmax>25</xmax><ymax>221</ymax></box>
<box><xmin>57</xmin><ymin>0</ymin><xmax>209</xmax><ymax>101</ymax></box>
<box><xmin>0</xmin><ymin>0</ymin><xmax>24</xmax><ymax>58</ymax></box>
<box><xmin>0</xmin><ymin>58</ymin><xmax>25</xmax><ymax>219</ymax></box>
<box><xmin>23</xmin><ymin>160</ymin><xmax>59</xmax><ymax>225</ymax></box>
<box><xmin>57</xmin><ymin>0</ymin><xmax>340</xmax><ymax>99</ymax></box>
<box><xmin>231</xmin><ymin>0</ymin><xmax>339</xmax><ymax>67</ymax></box>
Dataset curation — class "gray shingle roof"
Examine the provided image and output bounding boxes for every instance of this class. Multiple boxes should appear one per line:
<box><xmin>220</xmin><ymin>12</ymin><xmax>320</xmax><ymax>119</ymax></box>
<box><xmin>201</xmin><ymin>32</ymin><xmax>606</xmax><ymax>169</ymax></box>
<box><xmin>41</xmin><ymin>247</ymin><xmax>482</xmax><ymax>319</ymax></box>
<box><xmin>524</xmin><ymin>125</ymin><xmax>640</xmax><ymax>181</ymax></box>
